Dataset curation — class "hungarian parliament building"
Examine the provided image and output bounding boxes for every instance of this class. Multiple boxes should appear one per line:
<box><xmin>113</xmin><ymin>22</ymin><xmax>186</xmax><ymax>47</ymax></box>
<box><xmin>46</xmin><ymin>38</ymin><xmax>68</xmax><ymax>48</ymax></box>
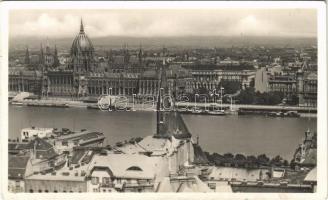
<box><xmin>9</xmin><ymin>20</ymin><xmax>198</xmax><ymax>99</ymax></box>
<box><xmin>8</xmin><ymin>20</ymin><xmax>316</xmax><ymax>106</ymax></box>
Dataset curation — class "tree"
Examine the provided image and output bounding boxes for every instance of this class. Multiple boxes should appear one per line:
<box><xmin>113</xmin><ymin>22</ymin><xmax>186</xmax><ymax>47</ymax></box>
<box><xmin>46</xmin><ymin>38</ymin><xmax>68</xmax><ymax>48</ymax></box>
<box><xmin>271</xmin><ymin>155</ymin><xmax>284</xmax><ymax>166</ymax></box>
<box><xmin>204</xmin><ymin>152</ymin><xmax>213</xmax><ymax>163</ymax></box>
<box><xmin>290</xmin><ymin>159</ymin><xmax>297</xmax><ymax>169</ymax></box>
<box><xmin>220</xmin><ymin>79</ymin><xmax>241</xmax><ymax>94</ymax></box>
<box><xmin>254</xmin><ymin>91</ymin><xmax>284</xmax><ymax>105</ymax></box>
<box><xmin>211</xmin><ymin>153</ymin><xmax>225</xmax><ymax>166</ymax></box>
<box><xmin>235</xmin><ymin>154</ymin><xmax>246</xmax><ymax>160</ymax></box>
<box><xmin>223</xmin><ymin>153</ymin><xmax>234</xmax><ymax>159</ymax></box>
<box><xmin>237</xmin><ymin>87</ymin><xmax>256</xmax><ymax>104</ymax></box>
<box><xmin>135</xmin><ymin>137</ymin><xmax>143</xmax><ymax>143</ymax></box>
<box><xmin>268</xmin><ymin>92</ymin><xmax>284</xmax><ymax>105</ymax></box>
<box><xmin>289</xmin><ymin>94</ymin><xmax>299</xmax><ymax>105</ymax></box>
<box><xmin>283</xmin><ymin>160</ymin><xmax>289</xmax><ymax>167</ymax></box>
<box><xmin>235</xmin><ymin>154</ymin><xmax>247</xmax><ymax>167</ymax></box>
<box><xmin>246</xmin><ymin>155</ymin><xmax>258</xmax><ymax>168</ymax></box>
<box><xmin>257</xmin><ymin>154</ymin><xmax>270</xmax><ymax>166</ymax></box>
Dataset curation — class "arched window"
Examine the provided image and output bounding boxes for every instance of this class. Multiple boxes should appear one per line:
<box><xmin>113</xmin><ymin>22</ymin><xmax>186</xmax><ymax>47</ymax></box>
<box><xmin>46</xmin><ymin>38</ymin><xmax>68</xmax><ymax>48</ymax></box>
<box><xmin>54</xmin><ymin>190</ymin><xmax>58</xmax><ymax>193</ymax></box>
<box><xmin>29</xmin><ymin>189</ymin><xmax>33</xmax><ymax>193</ymax></box>
<box><xmin>45</xmin><ymin>190</ymin><xmax>49</xmax><ymax>193</ymax></box>
<box><xmin>126</xmin><ymin>166</ymin><xmax>143</xmax><ymax>171</ymax></box>
<box><xmin>38</xmin><ymin>189</ymin><xmax>42</xmax><ymax>193</ymax></box>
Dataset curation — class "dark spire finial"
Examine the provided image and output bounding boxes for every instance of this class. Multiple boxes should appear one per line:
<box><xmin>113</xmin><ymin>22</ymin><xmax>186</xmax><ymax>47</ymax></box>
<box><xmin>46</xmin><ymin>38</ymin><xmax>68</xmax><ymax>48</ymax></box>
<box><xmin>80</xmin><ymin>18</ymin><xmax>84</xmax><ymax>33</ymax></box>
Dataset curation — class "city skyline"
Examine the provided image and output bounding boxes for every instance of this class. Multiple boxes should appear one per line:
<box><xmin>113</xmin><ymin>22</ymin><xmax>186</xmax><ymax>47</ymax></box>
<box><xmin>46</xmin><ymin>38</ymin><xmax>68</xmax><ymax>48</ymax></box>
<box><xmin>5</xmin><ymin>4</ymin><xmax>322</xmax><ymax>194</ymax></box>
<box><xmin>10</xmin><ymin>9</ymin><xmax>317</xmax><ymax>38</ymax></box>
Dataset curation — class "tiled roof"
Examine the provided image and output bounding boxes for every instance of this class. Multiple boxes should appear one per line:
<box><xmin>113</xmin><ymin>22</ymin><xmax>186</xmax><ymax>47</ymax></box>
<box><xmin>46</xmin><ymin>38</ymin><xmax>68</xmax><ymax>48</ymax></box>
<box><xmin>89</xmin><ymin>154</ymin><xmax>163</xmax><ymax>179</ymax></box>
<box><xmin>209</xmin><ymin>167</ymin><xmax>265</xmax><ymax>182</ymax></box>
<box><xmin>155</xmin><ymin>111</ymin><xmax>192</xmax><ymax>139</ymax></box>
<box><xmin>9</xmin><ymin>156</ymin><xmax>30</xmax><ymax>168</ymax></box>
<box><xmin>27</xmin><ymin>137</ymin><xmax>58</xmax><ymax>160</ymax></box>
<box><xmin>70</xmin><ymin>149</ymin><xmax>86</xmax><ymax>164</ymax></box>
<box><xmin>27</xmin><ymin>137</ymin><xmax>53</xmax><ymax>150</ymax></box>
<box><xmin>193</xmin><ymin>144</ymin><xmax>209</xmax><ymax>165</ymax></box>
<box><xmin>304</xmin><ymin>167</ymin><xmax>316</xmax><ymax>182</ymax></box>
<box><xmin>8</xmin><ymin>168</ymin><xmax>26</xmax><ymax>180</ymax></box>
<box><xmin>8</xmin><ymin>156</ymin><xmax>30</xmax><ymax>179</ymax></box>
<box><xmin>8</xmin><ymin>143</ymin><xmax>29</xmax><ymax>151</ymax></box>
<box><xmin>160</xmin><ymin>176</ymin><xmax>212</xmax><ymax>192</ymax></box>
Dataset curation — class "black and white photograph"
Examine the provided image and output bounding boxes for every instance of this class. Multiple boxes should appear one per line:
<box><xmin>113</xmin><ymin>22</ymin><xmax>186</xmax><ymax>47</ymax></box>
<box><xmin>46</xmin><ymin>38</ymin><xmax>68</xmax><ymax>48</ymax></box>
<box><xmin>1</xmin><ymin>1</ymin><xmax>327</xmax><ymax>198</ymax></box>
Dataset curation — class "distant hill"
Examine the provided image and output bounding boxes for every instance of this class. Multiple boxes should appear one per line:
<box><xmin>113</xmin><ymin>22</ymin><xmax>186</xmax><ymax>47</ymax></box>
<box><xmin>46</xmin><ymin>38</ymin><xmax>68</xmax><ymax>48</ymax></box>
<box><xmin>9</xmin><ymin>36</ymin><xmax>316</xmax><ymax>51</ymax></box>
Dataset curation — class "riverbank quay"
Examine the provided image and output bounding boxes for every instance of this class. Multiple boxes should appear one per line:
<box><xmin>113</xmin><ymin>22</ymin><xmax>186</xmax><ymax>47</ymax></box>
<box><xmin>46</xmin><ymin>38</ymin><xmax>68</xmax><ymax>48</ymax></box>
<box><xmin>175</xmin><ymin>102</ymin><xmax>316</xmax><ymax>112</ymax></box>
<box><xmin>9</xmin><ymin>98</ymin><xmax>162</xmax><ymax>112</ymax></box>
<box><xmin>9</xmin><ymin>97</ymin><xmax>317</xmax><ymax>117</ymax></box>
<box><xmin>176</xmin><ymin>102</ymin><xmax>316</xmax><ymax>117</ymax></box>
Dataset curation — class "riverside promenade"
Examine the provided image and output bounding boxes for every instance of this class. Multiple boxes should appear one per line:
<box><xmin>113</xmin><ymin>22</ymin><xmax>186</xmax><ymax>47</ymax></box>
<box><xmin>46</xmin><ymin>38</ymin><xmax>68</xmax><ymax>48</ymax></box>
<box><xmin>10</xmin><ymin>97</ymin><xmax>317</xmax><ymax>117</ymax></box>
<box><xmin>176</xmin><ymin>102</ymin><xmax>317</xmax><ymax>113</ymax></box>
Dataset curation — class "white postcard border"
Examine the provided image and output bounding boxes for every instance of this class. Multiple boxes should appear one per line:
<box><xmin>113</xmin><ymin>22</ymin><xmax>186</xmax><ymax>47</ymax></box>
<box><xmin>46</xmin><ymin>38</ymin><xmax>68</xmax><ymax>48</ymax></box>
<box><xmin>0</xmin><ymin>1</ymin><xmax>326</xmax><ymax>200</ymax></box>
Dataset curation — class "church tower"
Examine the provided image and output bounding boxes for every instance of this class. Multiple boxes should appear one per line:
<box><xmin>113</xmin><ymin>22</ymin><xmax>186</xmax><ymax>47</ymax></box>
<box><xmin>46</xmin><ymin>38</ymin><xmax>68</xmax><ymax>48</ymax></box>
<box><xmin>24</xmin><ymin>47</ymin><xmax>30</xmax><ymax>65</ymax></box>
<box><xmin>138</xmin><ymin>45</ymin><xmax>143</xmax><ymax>65</ymax></box>
<box><xmin>39</xmin><ymin>43</ymin><xmax>44</xmax><ymax>65</ymax></box>
<box><xmin>44</xmin><ymin>39</ymin><xmax>54</xmax><ymax>68</ymax></box>
<box><xmin>53</xmin><ymin>45</ymin><xmax>60</xmax><ymax>68</ymax></box>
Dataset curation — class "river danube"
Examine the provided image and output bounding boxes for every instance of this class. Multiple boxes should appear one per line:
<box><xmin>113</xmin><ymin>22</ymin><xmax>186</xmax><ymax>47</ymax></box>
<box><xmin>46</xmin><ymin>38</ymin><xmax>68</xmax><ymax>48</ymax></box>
<box><xmin>9</xmin><ymin>105</ymin><xmax>316</xmax><ymax>160</ymax></box>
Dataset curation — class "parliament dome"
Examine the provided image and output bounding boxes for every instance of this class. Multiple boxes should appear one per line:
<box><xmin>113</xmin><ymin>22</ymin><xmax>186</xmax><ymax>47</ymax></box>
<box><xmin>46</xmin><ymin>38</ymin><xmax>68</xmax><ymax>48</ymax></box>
<box><xmin>71</xmin><ymin>20</ymin><xmax>94</xmax><ymax>56</ymax></box>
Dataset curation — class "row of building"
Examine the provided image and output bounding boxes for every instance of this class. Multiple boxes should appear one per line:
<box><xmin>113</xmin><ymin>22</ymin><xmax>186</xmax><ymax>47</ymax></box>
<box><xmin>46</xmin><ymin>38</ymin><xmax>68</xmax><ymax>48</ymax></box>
<box><xmin>8</xmin><ymin>56</ymin><xmax>316</xmax><ymax>193</ymax></box>
<box><xmin>9</xmin><ymin>20</ymin><xmax>317</xmax><ymax>106</ymax></box>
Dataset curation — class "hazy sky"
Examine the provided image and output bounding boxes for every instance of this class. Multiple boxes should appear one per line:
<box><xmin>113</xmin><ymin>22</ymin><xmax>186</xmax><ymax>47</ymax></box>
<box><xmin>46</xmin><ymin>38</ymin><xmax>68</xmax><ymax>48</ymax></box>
<box><xmin>10</xmin><ymin>9</ymin><xmax>317</xmax><ymax>38</ymax></box>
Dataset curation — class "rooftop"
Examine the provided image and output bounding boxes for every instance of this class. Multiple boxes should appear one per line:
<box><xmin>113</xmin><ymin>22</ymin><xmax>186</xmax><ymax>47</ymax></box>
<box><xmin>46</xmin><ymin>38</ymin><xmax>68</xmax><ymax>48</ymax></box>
<box><xmin>304</xmin><ymin>167</ymin><xmax>317</xmax><ymax>182</ymax></box>
<box><xmin>8</xmin><ymin>155</ymin><xmax>30</xmax><ymax>179</ymax></box>
<box><xmin>88</xmin><ymin>153</ymin><xmax>165</xmax><ymax>179</ymax></box>
<box><xmin>26</xmin><ymin>173</ymin><xmax>86</xmax><ymax>182</ymax></box>
<box><xmin>27</xmin><ymin>137</ymin><xmax>59</xmax><ymax>160</ymax></box>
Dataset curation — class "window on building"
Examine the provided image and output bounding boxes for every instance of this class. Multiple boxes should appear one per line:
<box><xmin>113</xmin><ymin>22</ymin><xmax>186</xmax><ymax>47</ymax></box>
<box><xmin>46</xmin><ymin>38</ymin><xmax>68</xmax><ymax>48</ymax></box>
<box><xmin>45</xmin><ymin>190</ymin><xmax>49</xmax><ymax>193</ymax></box>
<box><xmin>126</xmin><ymin>166</ymin><xmax>143</xmax><ymax>171</ymax></box>
<box><xmin>91</xmin><ymin>177</ymin><xmax>99</xmax><ymax>185</ymax></box>
<box><xmin>103</xmin><ymin>177</ymin><xmax>110</xmax><ymax>185</ymax></box>
<box><xmin>54</xmin><ymin>190</ymin><xmax>58</xmax><ymax>193</ymax></box>
<box><xmin>29</xmin><ymin>189</ymin><xmax>33</xmax><ymax>193</ymax></box>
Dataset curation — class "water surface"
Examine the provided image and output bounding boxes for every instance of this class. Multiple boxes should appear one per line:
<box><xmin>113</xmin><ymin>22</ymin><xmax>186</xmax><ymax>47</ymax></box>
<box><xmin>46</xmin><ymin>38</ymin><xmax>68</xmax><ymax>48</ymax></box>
<box><xmin>9</xmin><ymin>105</ymin><xmax>316</xmax><ymax>160</ymax></box>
